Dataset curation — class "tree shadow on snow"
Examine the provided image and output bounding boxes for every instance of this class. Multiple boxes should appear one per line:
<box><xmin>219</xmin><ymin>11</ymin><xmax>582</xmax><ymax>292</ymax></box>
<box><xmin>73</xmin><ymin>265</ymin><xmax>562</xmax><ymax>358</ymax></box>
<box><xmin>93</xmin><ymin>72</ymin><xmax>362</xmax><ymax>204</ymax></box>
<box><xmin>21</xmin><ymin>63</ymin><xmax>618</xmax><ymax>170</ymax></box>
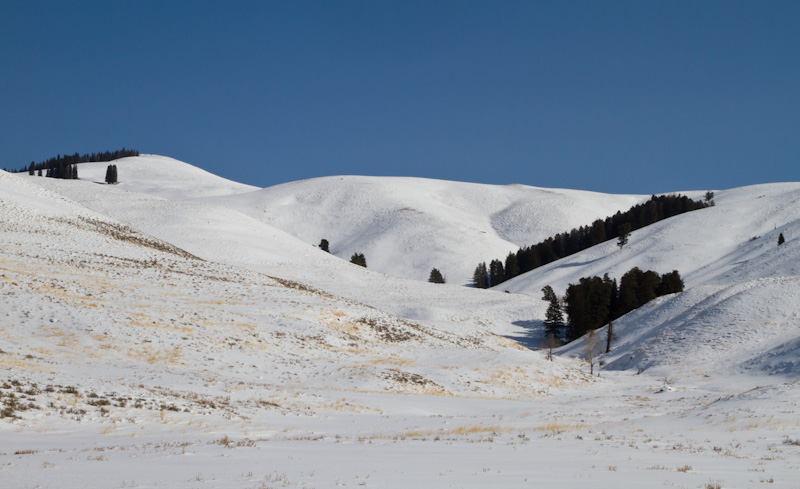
<box><xmin>504</xmin><ymin>320</ymin><xmax>545</xmax><ymax>350</ymax></box>
<box><xmin>553</xmin><ymin>256</ymin><xmax>603</xmax><ymax>269</ymax></box>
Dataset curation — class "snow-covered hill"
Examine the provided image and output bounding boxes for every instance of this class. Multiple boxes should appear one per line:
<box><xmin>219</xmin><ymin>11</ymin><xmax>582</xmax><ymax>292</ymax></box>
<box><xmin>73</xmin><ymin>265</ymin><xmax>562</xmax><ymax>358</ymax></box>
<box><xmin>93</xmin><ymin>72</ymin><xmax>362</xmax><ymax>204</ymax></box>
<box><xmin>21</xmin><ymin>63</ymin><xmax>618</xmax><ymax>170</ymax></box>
<box><xmin>502</xmin><ymin>183</ymin><xmax>800</xmax><ymax>296</ymax></box>
<box><xmin>76</xmin><ymin>154</ymin><xmax>259</xmax><ymax>200</ymax></box>
<box><xmin>205</xmin><ymin>176</ymin><xmax>646</xmax><ymax>284</ymax></box>
<box><xmin>3</xmin><ymin>157</ymin><xmax>800</xmax><ymax>488</ymax></box>
<box><xmin>497</xmin><ymin>182</ymin><xmax>800</xmax><ymax>381</ymax></box>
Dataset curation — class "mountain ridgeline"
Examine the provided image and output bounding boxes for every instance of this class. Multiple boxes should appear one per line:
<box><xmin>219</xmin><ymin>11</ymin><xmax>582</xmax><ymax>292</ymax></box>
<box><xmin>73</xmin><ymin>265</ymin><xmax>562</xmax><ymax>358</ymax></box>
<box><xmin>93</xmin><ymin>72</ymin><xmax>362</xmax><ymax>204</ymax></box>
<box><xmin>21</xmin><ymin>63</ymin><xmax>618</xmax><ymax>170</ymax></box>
<box><xmin>473</xmin><ymin>194</ymin><xmax>711</xmax><ymax>288</ymax></box>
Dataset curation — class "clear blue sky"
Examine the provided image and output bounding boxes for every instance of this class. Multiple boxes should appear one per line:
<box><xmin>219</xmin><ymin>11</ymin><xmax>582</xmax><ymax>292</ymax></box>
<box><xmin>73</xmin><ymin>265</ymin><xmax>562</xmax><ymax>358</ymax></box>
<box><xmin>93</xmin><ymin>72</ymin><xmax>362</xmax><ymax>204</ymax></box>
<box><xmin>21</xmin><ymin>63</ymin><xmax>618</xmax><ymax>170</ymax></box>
<box><xmin>2</xmin><ymin>1</ymin><xmax>798</xmax><ymax>194</ymax></box>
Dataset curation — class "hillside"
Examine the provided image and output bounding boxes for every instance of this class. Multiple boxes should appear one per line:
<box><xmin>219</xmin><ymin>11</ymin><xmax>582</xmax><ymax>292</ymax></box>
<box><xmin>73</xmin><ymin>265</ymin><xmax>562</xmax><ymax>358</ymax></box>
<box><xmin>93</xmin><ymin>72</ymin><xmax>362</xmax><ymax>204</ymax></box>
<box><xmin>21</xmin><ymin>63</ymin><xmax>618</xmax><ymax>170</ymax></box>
<box><xmin>75</xmin><ymin>154</ymin><xmax>260</xmax><ymax>200</ymax></box>
<box><xmin>502</xmin><ymin>183</ymin><xmax>800</xmax><ymax>296</ymax></box>
<box><xmin>3</xmin><ymin>158</ymin><xmax>800</xmax><ymax>488</ymax></box>
<box><xmin>204</xmin><ymin>175</ymin><xmax>647</xmax><ymax>284</ymax></box>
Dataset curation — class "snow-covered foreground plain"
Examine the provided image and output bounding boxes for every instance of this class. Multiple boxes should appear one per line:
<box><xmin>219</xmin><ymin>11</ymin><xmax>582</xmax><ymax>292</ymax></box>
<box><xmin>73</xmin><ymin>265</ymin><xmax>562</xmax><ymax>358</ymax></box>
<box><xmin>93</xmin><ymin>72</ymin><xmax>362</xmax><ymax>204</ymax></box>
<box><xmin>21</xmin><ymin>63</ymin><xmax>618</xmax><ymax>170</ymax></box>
<box><xmin>2</xmin><ymin>157</ymin><xmax>799</xmax><ymax>488</ymax></box>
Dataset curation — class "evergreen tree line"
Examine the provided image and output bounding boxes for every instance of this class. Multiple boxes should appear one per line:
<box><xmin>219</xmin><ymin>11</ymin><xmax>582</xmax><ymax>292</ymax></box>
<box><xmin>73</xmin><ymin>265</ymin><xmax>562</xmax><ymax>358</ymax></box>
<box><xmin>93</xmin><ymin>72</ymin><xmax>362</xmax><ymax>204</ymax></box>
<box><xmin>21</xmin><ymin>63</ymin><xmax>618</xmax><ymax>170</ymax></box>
<box><xmin>472</xmin><ymin>194</ymin><xmax>709</xmax><ymax>288</ymax></box>
<box><xmin>38</xmin><ymin>162</ymin><xmax>80</xmax><ymax>179</ymax></box>
<box><xmin>550</xmin><ymin>267</ymin><xmax>684</xmax><ymax>342</ymax></box>
<box><xmin>7</xmin><ymin>148</ymin><xmax>140</xmax><ymax>176</ymax></box>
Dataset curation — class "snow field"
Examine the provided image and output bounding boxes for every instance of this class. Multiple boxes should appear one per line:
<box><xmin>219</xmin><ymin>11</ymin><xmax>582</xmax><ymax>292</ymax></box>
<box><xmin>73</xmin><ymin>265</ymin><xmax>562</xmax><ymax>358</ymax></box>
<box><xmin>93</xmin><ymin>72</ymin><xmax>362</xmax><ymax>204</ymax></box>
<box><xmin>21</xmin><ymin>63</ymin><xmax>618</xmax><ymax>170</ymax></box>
<box><xmin>3</xmin><ymin>158</ymin><xmax>800</xmax><ymax>488</ymax></box>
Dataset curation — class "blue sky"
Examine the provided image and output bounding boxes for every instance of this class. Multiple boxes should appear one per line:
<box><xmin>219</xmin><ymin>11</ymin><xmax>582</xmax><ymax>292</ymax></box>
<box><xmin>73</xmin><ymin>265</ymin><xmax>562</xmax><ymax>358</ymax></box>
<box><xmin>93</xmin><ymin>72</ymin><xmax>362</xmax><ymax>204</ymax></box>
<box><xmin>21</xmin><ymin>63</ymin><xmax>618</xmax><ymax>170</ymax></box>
<box><xmin>2</xmin><ymin>1</ymin><xmax>798</xmax><ymax>194</ymax></box>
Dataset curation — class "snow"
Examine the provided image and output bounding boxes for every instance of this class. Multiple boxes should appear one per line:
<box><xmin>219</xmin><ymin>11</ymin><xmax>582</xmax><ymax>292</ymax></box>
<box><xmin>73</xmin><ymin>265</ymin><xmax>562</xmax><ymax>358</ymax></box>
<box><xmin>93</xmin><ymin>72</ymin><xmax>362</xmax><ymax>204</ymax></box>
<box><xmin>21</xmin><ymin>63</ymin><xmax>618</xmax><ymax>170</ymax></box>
<box><xmin>2</xmin><ymin>157</ymin><xmax>800</xmax><ymax>488</ymax></box>
<box><xmin>203</xmin><ymin>175</ymin><xmax>646</xmax><ymax>284</ymax></box>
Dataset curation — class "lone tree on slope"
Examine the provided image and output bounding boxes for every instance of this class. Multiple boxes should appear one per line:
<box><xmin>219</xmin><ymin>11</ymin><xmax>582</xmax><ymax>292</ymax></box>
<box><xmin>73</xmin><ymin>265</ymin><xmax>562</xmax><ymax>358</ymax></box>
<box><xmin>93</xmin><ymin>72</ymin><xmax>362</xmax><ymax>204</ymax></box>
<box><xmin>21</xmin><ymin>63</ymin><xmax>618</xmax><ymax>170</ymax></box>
<box><xmin>778</xmin><ymin>233</ymin><xmax>785</xmax><ymax>246</ymax></box>
<box><xmin>319</xmin><ymin>239</ymin><xmax>330</xmax><ymax>252</ymax></box>
<box><xmin>428</xmin><ymin>268</ymin><xmax>446</xmax><ymax>284</ymax></box>
<box><xmin>541</xmin><ymin>286</ymin><xmax>565</xmax><ymax>340</ymax></box>
<box><xmin>617</xmin><ymin>223</ymin><xmax>631</xmax><ymax>249</ymax></box>
<box><xmin>350</xmin><ymin>252</ymin><xmax>367</xmax><ymax>267</ymax></box>
<box><xmin>105</xmin><ymin>164</ymin><xmax>118</xmax><ymax>184</ymax></box>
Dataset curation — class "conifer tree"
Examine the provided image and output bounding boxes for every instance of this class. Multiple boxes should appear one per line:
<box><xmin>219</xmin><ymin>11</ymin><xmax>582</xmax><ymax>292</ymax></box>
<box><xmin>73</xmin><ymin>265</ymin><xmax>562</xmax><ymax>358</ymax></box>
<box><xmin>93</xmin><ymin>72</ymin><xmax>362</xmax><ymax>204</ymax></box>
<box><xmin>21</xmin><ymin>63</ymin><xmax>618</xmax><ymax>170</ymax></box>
<box><xmin>428</xmin><ymin>268</ymin><xmax>446</xmax><ymax>284</ymax></box>
<box><xmin>319</xmin><ymin>239</ymin><xmax>330</xmax><ymax>252</ymax></box>
<box><xmin>541</xmin><ymin>285</ymin><xmax>557</xmax><ymax>303</ymax></box>
<box><xmin>489</xmin><ymin>259</ymin><xmax>505</xmax><ymax>287</ymax></box>
<box><xmin>617</xmin><ymin>223</ymin><xmax>631</xmax><ymax>249</ymax></box>
<box><xmin>472</xmin><ymin>262</ymin><xmax>489</xmax><ymax>289</ymax></box>
<box><xmin>350</xmin><ymin>252</ymin><xmax>367</xmax><ymax>267</ymax></box>
<box><xmin>778</xmin><ymin>233</ymin><xmax>785</xmax><ymax>245</ymax></box>
<box><xmin>542</xmin><ymin>286</ymin><xmax>565</xmax><ymax>340</ymax></box>
<box><xmin>504</xmin><ymin>252</ymin><xmax>519</xmax><ymax>281</ymax></box>
<box><xmin>105</xmin><ymin>164</ymin><xmax>118</xmax><ymax>184</ymax></box>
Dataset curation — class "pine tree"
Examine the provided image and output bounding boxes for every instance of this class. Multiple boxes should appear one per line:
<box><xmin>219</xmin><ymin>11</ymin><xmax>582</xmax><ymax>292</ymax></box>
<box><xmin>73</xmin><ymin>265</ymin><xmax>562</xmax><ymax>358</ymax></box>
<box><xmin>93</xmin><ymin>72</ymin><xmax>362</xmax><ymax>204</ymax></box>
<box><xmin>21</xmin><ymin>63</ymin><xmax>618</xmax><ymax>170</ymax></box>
<box><xmin>319</xmin><ymin>239</ymin><xmax>330</xmax><ymax>252</ymax></box>
<box><xmin>105</xmin><ymin>164</ymin><xmax>118</xmax><ymax>184</ymax></box>
<box><xmin>541</xmin><ymin>285</ymin><xmax>557</xmax><ymax>303</ymax></box>
<box><xmin>28</xmin><ymin>162</ymin><xmax>35</xmax><ymax>175</ymax></box>
<box><xmin>543</xmin><ymin>292</ymin><xmax>565</xmax><ymax>340</ymax></box>
<box><xmin>637</xmin><ymin>270</ymin><xmax>661</xmax><ymax>306</ymax></box>
<box><xmin>778</xmin><ymin>233</ymin><xmax>785</xmax><ymax>245</ymax></box>
<box><xmin>504</xmin><ymin>252</ymin><xmax>519</xmax><ymax>281</ymax></box>
<box><xmin>428</xmin><ymin>268</ymin><xmax>446</xmax><ymax>284</ymax></box>
<box><xmin>472</xmin><ymin>262</ymin><xmax>489</xmax><ymax>289</ymax></box>
<box><xmin>617</xmin><ymin>223</ymin><xmax>631</xmax><ymax>249</ymax></box>
<box><xmin>656</xmin><ymin>270</ymin><xmax>684</xmax><ymax>295</ymax></box>
<box><xmin>350</xmin><ymin>252</ymin><xmax>367</xmax><ymax>267</ymax></box>
<box><xmin>618</xmin><ymin>267</ymin><xmax>640</xmax><ymax>313</ymax></box>
<box><xmin>489</xmin><ymin>259</ymin><xmax>504</xmax><ymax>287</ymax></box>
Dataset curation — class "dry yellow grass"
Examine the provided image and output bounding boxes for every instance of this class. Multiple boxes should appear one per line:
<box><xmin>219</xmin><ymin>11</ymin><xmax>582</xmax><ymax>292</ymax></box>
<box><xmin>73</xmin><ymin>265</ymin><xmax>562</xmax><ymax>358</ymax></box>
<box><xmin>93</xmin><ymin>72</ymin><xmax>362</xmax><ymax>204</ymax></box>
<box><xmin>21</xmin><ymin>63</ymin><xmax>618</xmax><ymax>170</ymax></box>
<box><xmin>533</xmin><ymin>420</ymin><xmax>586</xmax><ymax>434</ymax></box>
<box><xmin>127</xmin><ymin>345</ymin><xmax>185</xmax><ymax>366</ymax></box>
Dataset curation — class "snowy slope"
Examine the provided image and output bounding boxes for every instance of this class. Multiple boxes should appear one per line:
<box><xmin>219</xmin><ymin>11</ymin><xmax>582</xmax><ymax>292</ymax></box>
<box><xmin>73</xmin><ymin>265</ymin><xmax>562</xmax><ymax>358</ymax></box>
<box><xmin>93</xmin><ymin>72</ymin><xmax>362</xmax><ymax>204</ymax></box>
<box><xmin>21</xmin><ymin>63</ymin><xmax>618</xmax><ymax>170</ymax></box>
<box><xmin>203</xmin><ymin>176</ymin><xmax>647</xmax><ymax>284</ymax></box>
<box><xmin>24</xmin><ymin>162</ymin><xmax>542</xmax><ymax>345</ymax></box>
<box><xmin>4</xmin><ymin>161</ymin><xmax>800</xmax><ymax>488</ymax></box>
<box><xmin>32</xmin><ymin>156</ymin><xmax>647</xmax><ymax>287</ymax></box>
<box><xmin>77</xmin><ymin>154</ymin><xmax>259</xmax><ymax>200</ymax></box>
<box><xmin>558</xmin><ymin>275</ymin><xmax>800</xmax><ymax>379</ymax></box>
<box><xmin>505</xmin><ymin>182</ymin><xmax>800</xmax><ymax>381</ymax></box>
<box><xmin>502</xmin><ymin>183</ymin><xmax>800</xmax><ymax>297</ymax></box>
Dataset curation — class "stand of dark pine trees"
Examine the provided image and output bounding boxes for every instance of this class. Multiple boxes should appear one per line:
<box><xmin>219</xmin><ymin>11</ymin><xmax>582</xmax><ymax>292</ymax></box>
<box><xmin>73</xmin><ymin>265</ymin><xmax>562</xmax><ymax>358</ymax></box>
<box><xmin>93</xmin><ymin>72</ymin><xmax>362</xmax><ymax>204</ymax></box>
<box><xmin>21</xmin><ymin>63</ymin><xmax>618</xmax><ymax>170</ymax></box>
<box><xmin>562</xmin><ymin>267</ymin><xmax>683</xmax><ymax>342</ymax></box>
<box><xmin>472</xmin><ymin>195</ymin><xmax>708</xmax><ymax>288</ymax></box>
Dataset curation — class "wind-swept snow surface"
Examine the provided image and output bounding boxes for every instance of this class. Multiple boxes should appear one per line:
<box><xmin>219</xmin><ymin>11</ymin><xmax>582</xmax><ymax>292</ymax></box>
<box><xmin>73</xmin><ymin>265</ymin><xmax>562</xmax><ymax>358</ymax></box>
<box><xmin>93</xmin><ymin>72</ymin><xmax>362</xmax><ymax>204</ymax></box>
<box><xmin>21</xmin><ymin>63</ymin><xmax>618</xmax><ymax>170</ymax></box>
<box><xmin>3</xmin><ymin>159</ymin><xmax>800</xmax><ymax>488</ymax></box>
